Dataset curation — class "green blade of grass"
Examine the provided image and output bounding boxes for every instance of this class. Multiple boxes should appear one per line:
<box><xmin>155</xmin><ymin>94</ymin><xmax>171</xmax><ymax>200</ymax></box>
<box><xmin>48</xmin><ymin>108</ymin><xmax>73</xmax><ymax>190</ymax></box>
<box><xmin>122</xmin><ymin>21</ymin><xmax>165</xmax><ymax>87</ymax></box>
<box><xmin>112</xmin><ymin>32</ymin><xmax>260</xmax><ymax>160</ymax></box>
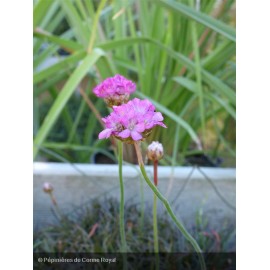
<box><xmin>207</xmin><ymin>93</ymin><xmax>236</xmax><ymax>119</ymax></box>
<box><xmin>48</xmin><ymin>87</ymin><xmax>80</xmax><ymax>144</ymax></box>
<box><xmin>154</xmin><ymin>0</ymin><xmax>236</xmax><ymax>42</ymax></box>
<box><xmin>33</xmin><ymin>8</ymin><xmax>67</xmax><ymax>64</ymax></box>
<box><xmin>83</xmin><ymin>99</ymin><xmax>103</xmax><ymax>146</ymax></box>
<box><xmin>59</xmin><ymin>0</ymin><xmax>90</xmax><ymax>46</ymax></box>
<box><xmin>34</xmin><ymin>50</ymin><xmax>86</xmax><ymax>84</ymax></box>
<box><xmin>173</xmin><ymin>77</ymin><xmax>236</xmax><ymax>119</ymax></box>
<box><xmin>33</xmin><ymin>49</ymin><xmax>105</xmax><ymax>159</ymax></box>
<box><xmin>67</xmin><ymin>86</ymin><xmax>91</xmax><ymax>144</ymax></box>
<box><xmin>33</xmin><ymin>97</ymin><xmax>40</xmax><ymax>136</ymax></box>
<box><xmin>33</xmin><ymin>0</ymin><xmax>53</xmax><ymax>28</ymax></box>
<box><xmin>171</xmin><ymin>94</ymin><xmax>197</xmax><ymax>166</ymax></box>
<box><xmin>173</xmin><ymin>77</ymin><xmax>197</xmax><ymax>94</ymax></box>
<box><xmin>38</xmin><ymin>0</ymin><xmax>60</xmax><ymax>30</ymax></box>
<box><xmin>97</xmin><ymin>36</ymin><xmax>236</xmax><ymax>105</ymax></box>
<box><xmin>113</xmin><ymin>57</ymin><xmax>138</xmax><ymax>73</ymax></box>
<box><xmin>75</xmin><ymin>0</ymin><xmax>89</xmax><ymax>24</ymax></box>
<box><xmin>202</xmin><ymin>40</ymin><xmax>236</xmax><ymax>71</ymax></box>
<box><xmin>127</xmin><ymin>6</ymin><xmax>144</xmax><ymax>90</ymax></box>
<box><xmin>189</xmin><ymin>0</ymin><xmax>205</xmax><ymax>145</ymax></box>
<box><xmin>34</xmin><ymin>43</ymin><xmax>58</xmax><ymax>70</ymax></box>
<box><xmin>34</xmin><ymin>31</ymin><xmax>83</xmax><ymax>52</ymax></box>
<box><xmin>111</xmin><ymin>0</ymin><xmax>127</xmax><ymax>63</ymax></box>
<box><xmin>42</xmin><ymin>142</ymin><xmax>117</xmax><ymax>163</ymax></box>
<box><xmin>87</xmin><ymin>0</ymin><xmax>107</xmax><ymax>53</ymax></box>
<box><xmin>34</xmin><ymin>71</ymin><xmax>70</xmax><ymax>97</ymax></box>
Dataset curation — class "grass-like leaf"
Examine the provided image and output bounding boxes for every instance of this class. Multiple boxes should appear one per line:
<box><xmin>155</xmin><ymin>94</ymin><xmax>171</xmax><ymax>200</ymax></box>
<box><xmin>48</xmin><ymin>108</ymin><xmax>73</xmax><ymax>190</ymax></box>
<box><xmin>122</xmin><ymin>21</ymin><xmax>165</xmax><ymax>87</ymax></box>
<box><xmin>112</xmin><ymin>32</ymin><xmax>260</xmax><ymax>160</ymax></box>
<box><xmin>154</xmin><ymin>0</ymin><xmax>236</xmax><ymax>42</ymax></box>
<box><xmin>33</xmin><ymin>49</ymin><xmax>105</xmax><ymax>159</ymax></box>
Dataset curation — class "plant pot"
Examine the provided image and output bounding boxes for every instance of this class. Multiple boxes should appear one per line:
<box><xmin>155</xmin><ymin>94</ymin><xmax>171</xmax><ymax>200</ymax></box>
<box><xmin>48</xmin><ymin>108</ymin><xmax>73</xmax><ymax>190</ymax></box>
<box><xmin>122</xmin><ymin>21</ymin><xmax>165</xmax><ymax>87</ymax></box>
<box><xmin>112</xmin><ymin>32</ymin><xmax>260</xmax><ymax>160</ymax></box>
<box><xmin>34</xmin><ymin>162</ymin><xmax>235</xmax><ymax>234</ymax></box>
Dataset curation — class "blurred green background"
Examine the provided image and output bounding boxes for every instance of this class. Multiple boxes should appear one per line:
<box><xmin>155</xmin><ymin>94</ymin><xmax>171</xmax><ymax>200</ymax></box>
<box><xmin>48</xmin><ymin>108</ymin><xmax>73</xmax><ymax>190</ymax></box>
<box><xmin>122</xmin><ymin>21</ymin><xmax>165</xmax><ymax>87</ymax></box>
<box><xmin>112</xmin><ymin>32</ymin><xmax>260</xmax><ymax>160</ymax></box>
<box><xmin>33</xmin><ymin>0</ymin><xmax>236</xmax><ymax>167</ymax></box>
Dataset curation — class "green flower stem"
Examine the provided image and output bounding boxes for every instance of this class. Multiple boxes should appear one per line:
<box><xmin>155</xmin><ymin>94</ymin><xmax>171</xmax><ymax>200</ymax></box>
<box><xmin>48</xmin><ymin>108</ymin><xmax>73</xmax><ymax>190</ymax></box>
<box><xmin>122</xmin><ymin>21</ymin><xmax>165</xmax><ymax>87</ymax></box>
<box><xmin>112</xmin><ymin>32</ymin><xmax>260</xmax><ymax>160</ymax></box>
<box><xmin>134</xmin><ymin>142</ymin><xmax>206</xmax><ymax>270</ymax></box>
<box><xmin>118</xmin><ymin>141</ymin><xmax>127</xmax><ymax>253</ymax></box>
<box><xmin>153</xmin><ymin>160</ymin><xmax>159</xmax><ymax>253</ymax></box>
<box><xmin>153</xmin><ymin>193</ymin><xmax>159</xmax><ymax>253</ymax></box>
<box><xmin>154</xmin><ymin>160</ymin><xmax>158</xmax><ymax>186</ymax></box>
<box><xmin>139</xmin><ymin>173</ymin><xmax>145</xmax><ymax>235</ymax></box>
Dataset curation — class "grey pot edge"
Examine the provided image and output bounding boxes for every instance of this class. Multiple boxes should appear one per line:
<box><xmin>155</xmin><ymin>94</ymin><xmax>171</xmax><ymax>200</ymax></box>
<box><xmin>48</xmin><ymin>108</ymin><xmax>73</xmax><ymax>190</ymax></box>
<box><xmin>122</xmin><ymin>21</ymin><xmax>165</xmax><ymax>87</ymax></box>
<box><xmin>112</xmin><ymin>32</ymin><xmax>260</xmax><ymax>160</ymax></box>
<box><xmin>33</xmin><ymin>162</ymin><xmax>236</xmax><ymax>180</ymax></box>
<box><xmin>33</xmin><ymin>162</ymin><xmax>236</xmax><ymax>232</ymax></box>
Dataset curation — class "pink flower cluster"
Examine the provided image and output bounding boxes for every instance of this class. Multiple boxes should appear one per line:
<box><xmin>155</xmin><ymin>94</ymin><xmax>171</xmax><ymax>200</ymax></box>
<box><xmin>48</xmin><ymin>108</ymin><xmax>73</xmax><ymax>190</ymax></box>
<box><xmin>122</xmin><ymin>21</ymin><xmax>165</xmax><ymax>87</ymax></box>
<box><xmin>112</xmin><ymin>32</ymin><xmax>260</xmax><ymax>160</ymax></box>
<box><xmin>93</xmin><ymin>74</ymin><xmax>136</xmax><ymax>106</ymax></box>
<box><xmin>99</xmin><ymin>98</ymin><xmax>166</xmax><ymax>142</ymax></box>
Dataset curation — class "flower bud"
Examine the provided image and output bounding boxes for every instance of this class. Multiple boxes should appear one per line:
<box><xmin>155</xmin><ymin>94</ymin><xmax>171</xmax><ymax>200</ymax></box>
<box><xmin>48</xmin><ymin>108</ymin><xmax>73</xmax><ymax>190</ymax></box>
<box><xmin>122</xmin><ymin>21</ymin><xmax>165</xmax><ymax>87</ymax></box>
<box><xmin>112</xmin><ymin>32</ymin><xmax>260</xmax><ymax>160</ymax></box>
<box><xmin>147</xmin><ymin>141</ymin><xmax>164</xmax><ymax>161</ymax></box>
<box><xmin>93</xmin><ymin>74</ymin><xmax>136</xmax><ymax>107</ymax></box>
<box><xmin>43</xmin><ymin>182</ymin><xmax>53</xmax><ymax>193</ymax></box>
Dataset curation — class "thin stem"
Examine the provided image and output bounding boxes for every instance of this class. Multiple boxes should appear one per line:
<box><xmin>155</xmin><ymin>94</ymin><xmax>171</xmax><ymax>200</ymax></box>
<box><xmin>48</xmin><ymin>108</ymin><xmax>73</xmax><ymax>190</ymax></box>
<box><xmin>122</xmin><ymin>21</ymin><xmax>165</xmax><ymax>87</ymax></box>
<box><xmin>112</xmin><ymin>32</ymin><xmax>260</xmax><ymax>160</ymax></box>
<box><xmin>154</xmin><ymin>160</ymin><xmax>158</xmax><ymax>186</ymax></box>
<box><xmin>134</xmin><ymin>142</ymin><xmax>206</xmax><ymax>270</ymax></box>
<box><xmin>118</xmin><ymin>141</ymin><xmax>127</xmax><ymax>253</ymax></box>
<box><xmin>153</xmin><ymin>160</ymin><xmax>159</xmax><ymax>253</ymax></box>
<box><xmin>79</xmin><ymin>87</ymin><xmax>104</xmax><ymax>127</ymax></box>
<box><xmin>139</xmin><ymin>173</ymin><xmax>145</xmax><ymax>236</ymax></box>
<box><xmin>153</xmin><ymin>192</ymin><xmax>159</xmax><ymax>254</ymax></box>
<box><xmin>47</xmin><ymin>192</ymin><xmax>64</xmax><ymax>221</ymax></box>
<box><xmin>49</xmin><ymin>193</ymin><xmax>57</xmax><ymax>206</ymax></box>
<box><xmin>80</xmin><ymin>86</ymin><xmax>116</xmax><ymax>148</ymax></box>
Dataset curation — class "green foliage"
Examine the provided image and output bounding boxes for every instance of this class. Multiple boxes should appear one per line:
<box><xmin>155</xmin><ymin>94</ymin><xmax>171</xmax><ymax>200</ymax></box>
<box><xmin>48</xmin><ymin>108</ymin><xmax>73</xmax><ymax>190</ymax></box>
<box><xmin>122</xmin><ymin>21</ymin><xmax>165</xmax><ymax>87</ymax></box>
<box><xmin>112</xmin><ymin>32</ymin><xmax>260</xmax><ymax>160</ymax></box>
<box><xmin>33</xmin><ymin>0</ymin><xmax>236</xmax><ymax>165</ymax></box>
<box><xmin>34</xmin><ymin>198</ymin><xmax>235</xmax><ymax>253</ymax></box>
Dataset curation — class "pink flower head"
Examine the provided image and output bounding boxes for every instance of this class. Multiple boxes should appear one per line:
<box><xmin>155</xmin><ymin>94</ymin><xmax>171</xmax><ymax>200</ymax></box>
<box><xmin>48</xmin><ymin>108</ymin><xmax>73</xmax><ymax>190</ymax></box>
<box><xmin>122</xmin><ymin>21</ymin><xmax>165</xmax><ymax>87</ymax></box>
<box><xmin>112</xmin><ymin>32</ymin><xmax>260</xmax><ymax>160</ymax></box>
<box><xmin>99</xmin><ymin>98</ymin><xmax>167</xmax><ymax>143</ymax></box>
<box><xmin>93</xmin><ymin>74</ymin><xmax>136</xmax><ymax>107</ymax></box>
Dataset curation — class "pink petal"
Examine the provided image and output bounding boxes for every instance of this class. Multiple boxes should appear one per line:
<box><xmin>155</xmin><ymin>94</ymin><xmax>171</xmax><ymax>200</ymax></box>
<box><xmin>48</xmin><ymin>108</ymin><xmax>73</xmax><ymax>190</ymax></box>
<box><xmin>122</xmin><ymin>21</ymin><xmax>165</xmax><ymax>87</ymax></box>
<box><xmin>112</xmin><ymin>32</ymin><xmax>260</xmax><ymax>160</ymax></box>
<box><xmin>101</xmin><ymin>117</ymin><xmax>107</xmax><ymax>124</ymax></box>
<box><xmin>118</xmin><ymin>129</ymin><xmax>131</xmax><ymax>138</ymax></box>
<box><xmin>157</xmin><ymin>122</ymin><xmax>167</xmax><ymax>128</ymax></box>
<box><xmin>98</xmin><ymin>129</ymin><xmax>112</xmax><ymax>139</ymax></box>
<box><xmin>152</xmin><ymin>112</ymin><xmax>164</xmax><ymax>121</ymax></box>
<box><xmin>131</xmin><ymin>131</ymin><xmax>142</xmax><ymax>141</ymax></box>
<box><xmin>135</xmin><ymin>122</ymin><xmax>145</xmax><ymax>132</ymax></box>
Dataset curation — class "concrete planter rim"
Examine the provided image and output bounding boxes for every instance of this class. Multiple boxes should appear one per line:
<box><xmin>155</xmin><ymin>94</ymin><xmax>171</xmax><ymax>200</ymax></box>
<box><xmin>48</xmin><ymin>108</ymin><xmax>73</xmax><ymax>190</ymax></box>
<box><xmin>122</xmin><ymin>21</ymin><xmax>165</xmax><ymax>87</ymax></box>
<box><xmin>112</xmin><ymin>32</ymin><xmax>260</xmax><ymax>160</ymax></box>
<box><xmin>33</xmin><ymin>162</ymin><xmax>236</xmax><ymax>181</ymax></box>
